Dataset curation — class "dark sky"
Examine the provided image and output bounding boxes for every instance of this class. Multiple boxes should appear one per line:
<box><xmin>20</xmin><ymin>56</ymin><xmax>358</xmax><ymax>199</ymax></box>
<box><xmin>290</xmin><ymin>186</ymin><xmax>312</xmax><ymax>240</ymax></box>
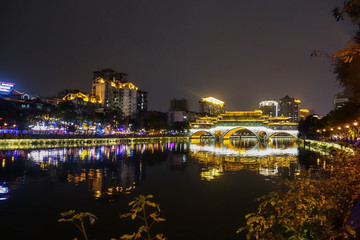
<box><xmin>0</xmin><ymin>0</ymin><xmax>355</xmax><ymax>115</ymax></box>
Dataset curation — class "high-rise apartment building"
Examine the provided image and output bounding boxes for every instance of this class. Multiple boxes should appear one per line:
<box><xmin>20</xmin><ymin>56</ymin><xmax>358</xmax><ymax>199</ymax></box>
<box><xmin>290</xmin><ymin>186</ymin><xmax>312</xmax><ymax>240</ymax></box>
<box><xmin>168</xmin><ymin>98</ymin><xmax>199</xmax><ymax>124</ymax></box>
<box><xmin>259</xmin><ymin>100</ymin><xmax>278</xmax><ymax>117</ymax></box>
<box><xmin>199</xmin><ymin>97</ymin><xmax>225</xmax><ymax>116</ymax></box>
<box><xmin>170</xmin><ymin>98</ymin><xmax>189</xmax><ymax>112</ymax></box>
<box><xmin>137</xmin><ymin>90</ymin><xmax>148</xmax><ymax>113</ymax></box>
<box><xmin>91</xmin><ymin>69</ymin><xmax>147</xmax><ymax>116</ymax></box>
<box><xmin>93</xmin><ymin>69</ymin><xmax>128</xmax><ymax>83</ymax></box>
<box><xmin>278</xmin><ymin>95</ymin><xmax>300</xmax><ymax>122</ymax></box>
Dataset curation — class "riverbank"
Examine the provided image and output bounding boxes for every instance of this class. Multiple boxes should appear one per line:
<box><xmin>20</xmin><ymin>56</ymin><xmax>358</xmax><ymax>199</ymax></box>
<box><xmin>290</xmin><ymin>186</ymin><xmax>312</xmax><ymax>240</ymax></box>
<box><xmin>298</xmin><ymin>138</ymin><xmax>356</xmax><ymax>156</ymax></box>
<box><xmin>0</xmin><ymin>136</ymin><xmax>189</xmax><ymax>150</ymax></box>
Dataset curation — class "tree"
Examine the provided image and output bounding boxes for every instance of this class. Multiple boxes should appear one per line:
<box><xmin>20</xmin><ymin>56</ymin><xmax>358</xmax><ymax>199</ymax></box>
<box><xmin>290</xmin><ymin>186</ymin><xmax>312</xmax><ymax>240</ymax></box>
<box><xmin>143</xmin><ymin>111</ymin><xmax>169</xmax><ymax>131</ymax></box>
<box><xmin>169</xmin><ymin>121</ymin><xmax>189</xmax><ymax>133</ymax></box>
<box><xmin>55</xmin><ymin>101</ymin><xmax>79</xmax><ymax>123</ymax></box>
<box><xmin>333</xmin><ymin>0</ymin><xmax>360</xmax><ymax>23</ymax></box>
<box><xmin>120</xmin><ymin>195</ymin><xmax>166</xmax><ymax>240</ymax></box>
<box><xmin>58</xmin><ymin>210</ymin><xmax>97</xmax><ymax>240</ymax></box>
<box><xmin>102</xmin><ymin>108</ymin><xmax>124</xmax><ymax>126</ymax></box>
<box><xmin>298</xmin><ymin>115</ymin><xmax>324</xmax><ymax>139</ymax></box>
<box><xmin>332</xmin><ymin>0</ymin><xmax>360</xmax><ymax>103</ymax></box>
<box><xmin>238</xmin><ymin>152</ymin><xmax>360</xmax><ymax>239</ymax></box>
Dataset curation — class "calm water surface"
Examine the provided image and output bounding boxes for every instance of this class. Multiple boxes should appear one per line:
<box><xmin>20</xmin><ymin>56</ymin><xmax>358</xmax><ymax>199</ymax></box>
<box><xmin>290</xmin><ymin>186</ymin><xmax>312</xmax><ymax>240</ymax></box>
<box><xmin>0</xmin><ymin>138</ymin><xmax>325</xmax><ymax>240</ymax></box>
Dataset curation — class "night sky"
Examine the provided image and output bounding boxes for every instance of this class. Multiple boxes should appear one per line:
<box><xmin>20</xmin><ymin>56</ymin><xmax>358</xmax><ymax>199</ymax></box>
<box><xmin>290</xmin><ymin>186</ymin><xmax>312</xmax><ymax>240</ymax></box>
<box><xmin>0</xmin><ymin>1</ymin><xmax>355</xmax><ymax>115</ymax></box>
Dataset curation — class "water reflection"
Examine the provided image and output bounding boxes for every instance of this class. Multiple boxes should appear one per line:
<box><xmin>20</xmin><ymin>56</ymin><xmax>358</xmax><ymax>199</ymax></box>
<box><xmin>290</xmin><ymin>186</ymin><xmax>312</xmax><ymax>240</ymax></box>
<box><xmin>0</xmin><ymin>143</ymin><xmax>190</xmax><ymax>201</ymax></box>
<box><xmin>0</xmin><ymin>138</ymin><xmax>300</xmax><ymax>201</ymax></box>
<box><xmin>190</xmin><ymin>137</ymin><xmax>300</xmax><ymax>181</ymax></box>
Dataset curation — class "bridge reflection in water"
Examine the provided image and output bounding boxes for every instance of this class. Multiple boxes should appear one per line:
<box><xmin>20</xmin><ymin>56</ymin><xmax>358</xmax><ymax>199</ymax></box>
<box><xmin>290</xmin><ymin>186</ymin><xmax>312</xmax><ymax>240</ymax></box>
<box><xmin>189</xmin><ymin>137</ymin><xmax>299</xmax><ymax>181</ymax></box>
<box><xmin>1</xmin><ymin>139</ymin><xmax>300</xmax><ymax>201</ymax></box>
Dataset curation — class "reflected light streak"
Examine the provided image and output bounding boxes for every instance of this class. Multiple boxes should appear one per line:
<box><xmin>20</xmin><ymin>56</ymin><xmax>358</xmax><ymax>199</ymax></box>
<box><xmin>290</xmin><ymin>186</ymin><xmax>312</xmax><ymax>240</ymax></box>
<box><xmin>189</xmin><ymin>143</ymin><xmax>298</xmax><ymax>157</ymax></box>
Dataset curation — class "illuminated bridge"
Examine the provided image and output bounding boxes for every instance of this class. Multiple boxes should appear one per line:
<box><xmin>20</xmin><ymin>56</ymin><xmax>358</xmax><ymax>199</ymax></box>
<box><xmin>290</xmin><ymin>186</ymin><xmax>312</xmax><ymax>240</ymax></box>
<box><xmin>189</xmin><ymin>111</ymin><xmax>298</xmax><ymax>141</ymax></box>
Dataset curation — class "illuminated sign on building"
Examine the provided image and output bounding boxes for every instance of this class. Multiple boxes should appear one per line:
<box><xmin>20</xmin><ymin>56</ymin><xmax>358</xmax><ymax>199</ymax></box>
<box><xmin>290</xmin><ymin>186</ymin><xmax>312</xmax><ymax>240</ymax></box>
<box><xmin>0</xmin><ymin>82</ymin><xmax>15</xmax><ymax>94</ymax></box>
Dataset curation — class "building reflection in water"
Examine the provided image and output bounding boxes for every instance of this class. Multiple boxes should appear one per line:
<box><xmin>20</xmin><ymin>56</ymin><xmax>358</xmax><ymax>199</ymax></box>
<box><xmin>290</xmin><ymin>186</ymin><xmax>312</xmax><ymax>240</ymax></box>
<box><xmin>0</xmin><ymin>138</ymin><xmax>318</xmax><ymax>200</ymax></box>
<box><xmin>0</xmin><ymin>143</ymin><xmax>180</xmax><ymax>201</ymax></box>
<box><xmin>189</xmin><ymin>137</ymin><xmax>300</xmax><ymax>181</ymax></box>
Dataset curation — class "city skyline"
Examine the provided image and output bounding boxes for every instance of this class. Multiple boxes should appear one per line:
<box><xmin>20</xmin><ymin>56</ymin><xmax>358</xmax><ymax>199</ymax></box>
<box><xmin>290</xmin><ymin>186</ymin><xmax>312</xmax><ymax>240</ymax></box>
<box><xmin>0</xmin><ymin>0</ymin><xmax>355</xmax><ymax>115</ymax></box>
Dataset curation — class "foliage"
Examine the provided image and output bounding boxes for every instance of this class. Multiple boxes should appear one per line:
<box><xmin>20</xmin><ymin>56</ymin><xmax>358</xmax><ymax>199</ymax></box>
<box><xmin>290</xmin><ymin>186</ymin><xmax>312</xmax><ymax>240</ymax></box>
<box><xmin>120</xmin><ymin>194</ymin><xmax>166</xmax><ymax>240</ymax></box>
<box><xmin>298</xmin><ymin>115</ymin><xmax>324</xmax><ymax>139</ymax></box>
<box><xmin>299</xmin><ymin>101</ymin><xmax>360</xmax><ymax>139</ymax></box>
<box><xmin>238</xmin><ymin>151</ymin><xmax>360</xmax><ymax>239</ymax></box>
<box><xmin>334</xmin><ymin>56</ymin><xmax>360</xmax><ymax>103</ymax></box>
<box><xmin>333</xmin><ymin>40</ymin><xmax>360</xmax><ymax>63</ymax></box>
<box><xmin>142</xmin><ymin>111</ymin><xmax>169</xmax><ymax>131</ymax></box>
<box><xmin>102</xmin><ymin>109</ymin><xmax>124</xmax><ymax>126</ymax></box>
<box><xmin>331</xmin><ymin>0</ymin><xmax>360</xmax><ymax>103</ymax></box>
<box><xmin>0</xmin><ymin>98</ymin><xmax>38</xmax><ymax>133</ymax></box>
<box><xmin>58</xmin><ymin>210</ymin><xmax>97</xmax><ymax>240</ymax></box>
<box><xmin>169</xmin><ymin>121</ymin><xmax>189</xmax><ymax>132</ymax></box>
<box><xmin>323</xmin><ymin>102</ymin><xmax>360</xmax><ymax>126</ymax></box>
<box><xmin>333</xmin><ymin>0</ymin><xmax>360</xmax><ymax>23</ymax></box>
<box><xmin>55</xmin><ymin>101</ymin><xmax>79</xmax><ymax>123</ymax></box>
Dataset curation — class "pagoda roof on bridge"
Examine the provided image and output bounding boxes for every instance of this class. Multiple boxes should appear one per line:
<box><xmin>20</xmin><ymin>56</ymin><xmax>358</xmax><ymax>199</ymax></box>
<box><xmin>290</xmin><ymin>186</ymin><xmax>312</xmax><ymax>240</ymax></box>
<box><xmin>268</xmin><ymin>115</ymin><xmax>290</xmax><ymax>121</ymax></box>
<box><xmin>221</xmin><ymin>110</ymin><xmax>262</xmax><ymax>116</ymax></box>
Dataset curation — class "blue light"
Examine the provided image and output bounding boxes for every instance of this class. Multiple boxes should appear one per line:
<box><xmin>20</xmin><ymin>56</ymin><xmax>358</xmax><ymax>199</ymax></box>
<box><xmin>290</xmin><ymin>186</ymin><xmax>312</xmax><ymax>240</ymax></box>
<box><xmin>0</xmin><ymin>186</ymin><xmax>8</xmax><ymax>194</ymax></box>
<box><xmin>0</xmin><ymin>81</ymin><xmax>15</xmax><ymax>94</ymax></box>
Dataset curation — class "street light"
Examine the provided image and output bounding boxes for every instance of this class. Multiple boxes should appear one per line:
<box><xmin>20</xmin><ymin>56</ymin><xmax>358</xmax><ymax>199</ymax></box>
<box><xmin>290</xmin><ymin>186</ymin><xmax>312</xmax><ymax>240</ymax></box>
<box><xmin>354</xmin><ymin>121</ymin><xmax>359</xmax><ymax>140</ymax></box>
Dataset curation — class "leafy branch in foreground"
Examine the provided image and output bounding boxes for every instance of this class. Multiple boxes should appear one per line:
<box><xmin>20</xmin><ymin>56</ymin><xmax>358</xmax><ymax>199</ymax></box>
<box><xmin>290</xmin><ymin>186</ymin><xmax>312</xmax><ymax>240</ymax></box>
<box><xmin>238</xmin><ymin>152</ymin><xmax>360</xmax><ymax>239</ymax></box>
<box><xmin>58</xmin><ymin>210</ymin><xmax>97</xmax><ymax>240</ymax></box>
<box><xmin>120</xmin><ymin>194</ymin><xmax>166</xmax><ymax>240</ymax></box>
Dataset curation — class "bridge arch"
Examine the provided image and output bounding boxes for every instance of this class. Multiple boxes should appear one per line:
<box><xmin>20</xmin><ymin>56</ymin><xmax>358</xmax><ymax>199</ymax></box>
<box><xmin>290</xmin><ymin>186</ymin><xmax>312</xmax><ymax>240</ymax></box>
<box><xmin>267</xmin><ymin>132</ymin><xmax>298</xmax><ymax>140</ymax></box>
<box><xmin>222</xmin><ymin>139</ymin><xmax>258</xmax><ymax>153</ymax></box>
<box><xmin>268</xmin><ymin>139</ymin><xmax>297</xmax><ymax>149</ymax></box>
<box><xmin>222</xmin><ymin>127</ymin><xmax>258</xmax><ymax>140</ymax></box>
<box><xmin>215</xmin><ymin>130</ymin><xmax>223</xmax><ymax>138</ymax></box>
<box><xmin>190</xmin><ymin>130</ymin><xmax>214</xmax><ymax>139</ymax></box>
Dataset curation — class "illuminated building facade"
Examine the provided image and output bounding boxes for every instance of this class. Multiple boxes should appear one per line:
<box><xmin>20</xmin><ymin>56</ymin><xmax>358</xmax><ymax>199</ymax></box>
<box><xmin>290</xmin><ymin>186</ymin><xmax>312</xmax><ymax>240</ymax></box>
<box><xmin>0</xmin><ymin>81</ymin><xmax>30</xmax><ymax>100</ymax></box>
<box><xmin>91</xmin><ymin>69</ymin><xmax>147</xmax><ymax>116</ymax></box>
<box><xmin>168</xmin><ymin>111</ymin><xmax>187</xmax><ymax>123</ymax></box>
<box><xmin>259</xmin><ymin>100</ymin><xmax>278</xmax><ymax>117</ymax></box>
<box><xmin>199</xmin><ymin>97</ymin><xmax>225</xmax><ymax>117</ymax></box>
<box><xmin>62</xmin><ymin>92</ymin><xmax>100</xmax><ymax>107</ymax></box>
<box><xmin>0</xmin><ymin>82</ymin><xmax>15</xmax><ymax>95</ymax></box>
<box><xmin>120</xmin><ymin>83</ymin><xmax>138</xmax><ymax>116</ymax></box>
<box><xmin>279</xmin><ymin>95</ymin><xmax>300</xmax><ymax>122</ymax></box>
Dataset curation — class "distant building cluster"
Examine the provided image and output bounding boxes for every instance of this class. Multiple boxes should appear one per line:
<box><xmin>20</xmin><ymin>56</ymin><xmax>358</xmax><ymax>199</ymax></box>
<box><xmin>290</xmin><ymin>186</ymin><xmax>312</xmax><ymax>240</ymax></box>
<box><xmin>259</xmin><ymin>96</ymin><xmax>309</xmax><ymax>122</ymax></box>
<box><xmin>0</xmin><ymin>69</ymin><xmax>148</xmax><ymax>118</ymax></box>
<box><xmin>0</xmin><ymin>81</ymin><xmax>55</xmax><ymax>112</ymax></box>
<box><xmin>167</xmin><ymin>98</ymin><xmax>199</xmax><ymax>124</ymax></box>
<box><xmin>91</xmin><ymin>69</ymin><xmax>148</xmax><ymax>116</ymax></box>
<box><xmin>0</xmin><ymin>69</ymin><xmax>349</xmax><ymax>133</ymax></box>
<box><xmin>167</xmin><ymin>95</ymin><xmax>309</xmax><ymax>126</ymax></box>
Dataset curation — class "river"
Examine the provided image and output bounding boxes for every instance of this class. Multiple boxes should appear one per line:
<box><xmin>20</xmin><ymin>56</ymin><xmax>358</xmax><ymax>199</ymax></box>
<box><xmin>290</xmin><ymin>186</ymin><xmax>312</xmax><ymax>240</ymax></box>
<box><xmin>0</xmin><ymin>137</ymin><xmax>325</xmax><ymax>240</ymax></box>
